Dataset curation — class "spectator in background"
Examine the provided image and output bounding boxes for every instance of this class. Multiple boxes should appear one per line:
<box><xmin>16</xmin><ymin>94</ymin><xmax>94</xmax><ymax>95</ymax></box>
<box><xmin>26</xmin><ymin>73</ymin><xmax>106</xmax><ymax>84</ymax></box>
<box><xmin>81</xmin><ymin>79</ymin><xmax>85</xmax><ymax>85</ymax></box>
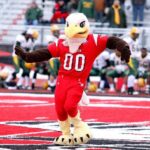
<box><xmin>67</xmin><ymin>0</ymin><xmax>78</xmax><ymax>13</ymax></box>
<box><xmin>46</xmin><ymin>24</ymin><xmax>60</xmax><ymax>92</ymax></box>
<box><xmin>134</xmin><ymin>48</ymin><xmax>150</xmax><ymax>94</ymax></box>
<box><xmin>120</xmin><ymin>0</ymin><xmax>126</xmax><ymax>8</ymax></box>
<box><xmin>123</xmin><ymin>27</ymin><xmax>140</xmax><ymax>95</ymax></box>
<box><xmin>31</xmin><ymin>62</ymin><xmax>50</xmax><ymax>90</ymax></box>
<box><xmin>42</xmin><ymin>0</ymin><xmax>45</xmax><ymax>8</ymax></box>
<box><xmin>131</xmin><ymin>0</ymin><xmax>146</xmax><ymax>26</ymax></box>
<box><xmin>105</xmin><ymin>0</ymin><xmax>114</xmax><ymax>8</ymax></box>
<box><xmin>106</xmin><ymin>50</ymin><xmax>128</xmax><ymax>93</ymax></box>
<box><xmin>93</xmin><ymin>0</ymin><xmax>105</xmax><ymax>22</ymax></box>
<box><xmin>78</xmin><ymin>0</ymin><xmax>94</xmax><ymax>20</ymax></box>
<box><xmin>106</xmin><ymin>0</ymin><xmax>125</xmax><ymax>7</ymax></box>
<box><xmin>50</xmin><ymin>0</ymin><xmax>69</xmax><ymax>23</ymax></box>
<box><xmin>25</xmin><ymin>1</ymin><xmax>43</xmax><ymax>25</ymax></box>
<box><xmin>90</xmin><ymin>51</ymin><xmax>110</xmax><ymax>92</ymax></box>
<box><xmin>4</xmin><ymin>29</ymin><xmax>38</xmax><ymax>89</ymax></box>
<box><xmin>106</xmin><ymin>0</ymin><xmax>127</xmax><ymax>28</ymax></box>
<box><xmin>105</xmin><ymin>0</ymin><xmax>125</xmax><ymax>16</ymax></box>
<box><xmin>63</xmin><ymin>0</ymin><xmax>70</xmax><ymax>4</ymax></box>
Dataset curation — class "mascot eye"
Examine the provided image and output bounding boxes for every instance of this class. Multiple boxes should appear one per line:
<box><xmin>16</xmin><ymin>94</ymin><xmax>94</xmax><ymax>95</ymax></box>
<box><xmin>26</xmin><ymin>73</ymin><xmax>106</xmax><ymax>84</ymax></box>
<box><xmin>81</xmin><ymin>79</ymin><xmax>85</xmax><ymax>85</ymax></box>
<box><xmin>80</xmin><ymin>21</ymin><xmax>85</xmax><ymax>28</ymax></box>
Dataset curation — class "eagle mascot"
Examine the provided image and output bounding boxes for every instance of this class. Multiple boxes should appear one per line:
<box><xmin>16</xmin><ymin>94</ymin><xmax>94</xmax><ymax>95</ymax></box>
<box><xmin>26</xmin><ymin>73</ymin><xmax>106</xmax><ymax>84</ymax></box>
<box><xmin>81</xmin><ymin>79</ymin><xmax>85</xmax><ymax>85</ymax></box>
<box><xmin>15</xmin><ymin>13</ymin><xmax>130</xmax><ymax>145</ymax></box>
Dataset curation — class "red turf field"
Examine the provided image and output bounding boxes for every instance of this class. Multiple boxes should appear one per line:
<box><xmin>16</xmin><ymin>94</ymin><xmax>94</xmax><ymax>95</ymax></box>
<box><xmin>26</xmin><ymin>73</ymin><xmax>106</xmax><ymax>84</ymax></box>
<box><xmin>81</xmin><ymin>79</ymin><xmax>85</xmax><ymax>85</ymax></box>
<box><xmin>0</xmin><ymin>92</ymin><xmax>150</xmax><ymax>149</ymax></box>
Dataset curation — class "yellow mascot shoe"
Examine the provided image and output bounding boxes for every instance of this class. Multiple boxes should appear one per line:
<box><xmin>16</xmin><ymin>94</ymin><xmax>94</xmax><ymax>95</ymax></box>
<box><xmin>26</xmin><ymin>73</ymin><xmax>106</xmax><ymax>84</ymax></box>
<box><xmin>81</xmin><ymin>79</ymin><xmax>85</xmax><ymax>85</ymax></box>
<box><xmin>70</xmin><ymin>112</ymin><xmax>92</xmax><ymax>145</ymax></box>
<box><xmin>53</xmin><ymin>118</ymin><xmax>74</xmax><ymax>145</ymax></box>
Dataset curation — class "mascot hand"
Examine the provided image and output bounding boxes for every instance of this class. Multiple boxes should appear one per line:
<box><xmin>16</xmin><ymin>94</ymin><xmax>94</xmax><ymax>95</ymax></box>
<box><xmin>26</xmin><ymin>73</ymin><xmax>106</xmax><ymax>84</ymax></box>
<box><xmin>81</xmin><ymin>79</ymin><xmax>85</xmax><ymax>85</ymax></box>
<box><xmin>117</xmin><ymin>44</ymin><xmax>131</xmax><ymax>63</ymax></box>
<box><xmin>15</xmin><ymin>46</ymin><xmax>26</xmax><ymax>59</ymax></box>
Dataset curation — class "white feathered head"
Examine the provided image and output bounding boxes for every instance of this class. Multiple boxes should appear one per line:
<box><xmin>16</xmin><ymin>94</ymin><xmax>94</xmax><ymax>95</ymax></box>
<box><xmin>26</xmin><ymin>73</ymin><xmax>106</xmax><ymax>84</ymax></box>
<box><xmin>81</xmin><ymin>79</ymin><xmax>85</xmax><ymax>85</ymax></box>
<box><xmin>64</xmin><ymin>13</ymin><xmax>90</xmax><ymax>39</ymax></box>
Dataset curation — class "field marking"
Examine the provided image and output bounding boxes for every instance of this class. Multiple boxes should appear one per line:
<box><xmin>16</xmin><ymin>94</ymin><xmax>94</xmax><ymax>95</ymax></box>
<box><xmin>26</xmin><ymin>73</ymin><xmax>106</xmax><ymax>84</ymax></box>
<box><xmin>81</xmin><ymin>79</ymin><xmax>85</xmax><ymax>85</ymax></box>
<box><xmin>0</xmin><ymin>93</ymin><xmax>150</xmax><ymax>101</ymax></box>
<box><xmin>0</xmin><ymin>100</ymin><xmax>48</xmax><ymax>104</ymax></box>
<box><xmin>87</xmin><ymin>103</ymin><xmax>150</xmax><ymax>109</ymax></box>
<box><xmin>0</xmin><ymin>130</ymin><xmax>51</xmax><ymax>138</ymax></box>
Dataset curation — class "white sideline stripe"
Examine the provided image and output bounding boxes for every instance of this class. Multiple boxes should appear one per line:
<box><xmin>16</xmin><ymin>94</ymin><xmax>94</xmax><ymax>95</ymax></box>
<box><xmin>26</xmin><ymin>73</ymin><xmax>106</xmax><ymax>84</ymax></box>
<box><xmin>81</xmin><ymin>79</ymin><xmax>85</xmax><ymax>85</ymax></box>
<box><xmin>0</xmin><ymin>93</ymin><xmax>150</xmax><ymax>101</ymax></box>
<box><xmin>0</xmin><ymin>104</ymin><xmax>53</xmax><ymax>108</ymax></box>
<box><xmin>0</xmin><ymin>93</ymin><xmax>54</xmax><ymax>98</ymax></box>
<box><xmin>0</xmin><ymin>130</ymin><xmax>51</xmax><ymax>138</ymax></box>
<box><xmin>20</xmin><ymin>103</ymin><xmax>54</xmax><ymax>107</ymax></box>
<box><xmin>86</xmin><ymin>103</ymin><xmax>150</xmax><ymax>109</ymax></box>
<box><xmin>89</xmin><ymin>95</ymin><xmax>150</xmax><ymax>101</ymax></box>
<box><xmin>0</xmin><ymin>100</ymin><xmax>48</xmax><ymax>104</ymax></box>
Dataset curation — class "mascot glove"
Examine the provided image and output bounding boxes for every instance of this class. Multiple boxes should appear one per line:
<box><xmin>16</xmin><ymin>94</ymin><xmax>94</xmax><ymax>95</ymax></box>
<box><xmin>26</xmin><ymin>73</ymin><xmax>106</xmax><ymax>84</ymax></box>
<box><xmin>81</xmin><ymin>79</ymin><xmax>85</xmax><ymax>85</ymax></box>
<box><xmin>117</xmin><ymin>43</ymin><xmax>131</xmax><ymax>63</ymax></box>
<box><xmin>15</xmin><ymin>46</ymin><xmax>26</xmax><ymax>59</ymax></box>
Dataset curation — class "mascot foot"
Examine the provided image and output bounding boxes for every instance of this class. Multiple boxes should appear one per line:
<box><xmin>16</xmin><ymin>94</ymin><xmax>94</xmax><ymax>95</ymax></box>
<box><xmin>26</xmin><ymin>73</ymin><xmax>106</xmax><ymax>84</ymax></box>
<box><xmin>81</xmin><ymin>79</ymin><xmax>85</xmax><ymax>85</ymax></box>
<box><xmin>73</xmin><ymin>122</ymin><xmax>92</xmax><ymax>145</ymax></box>
<box><xmin>53</xmin><ymin>119</ymin><xmax>74</xmax><ymax>145</ymax></box>
<box><xmin>70</xmin><ymin>112</ymin><xmax>92</xmax><ymax>145</ymax></box>
<box><xmin>54</xmin><ymin>135</ymin><xmax>74</xmax><ymax>145</ymax></box>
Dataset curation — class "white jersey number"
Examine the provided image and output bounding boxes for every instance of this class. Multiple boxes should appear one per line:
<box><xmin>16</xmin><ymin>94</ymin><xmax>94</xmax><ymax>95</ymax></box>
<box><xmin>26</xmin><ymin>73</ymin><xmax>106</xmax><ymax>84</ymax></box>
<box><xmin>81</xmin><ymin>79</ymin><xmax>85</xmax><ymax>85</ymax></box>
<box><xmin>64</xmin><ymin>54</ymin><xmax>85</xmax><ymax>71</ymax></box>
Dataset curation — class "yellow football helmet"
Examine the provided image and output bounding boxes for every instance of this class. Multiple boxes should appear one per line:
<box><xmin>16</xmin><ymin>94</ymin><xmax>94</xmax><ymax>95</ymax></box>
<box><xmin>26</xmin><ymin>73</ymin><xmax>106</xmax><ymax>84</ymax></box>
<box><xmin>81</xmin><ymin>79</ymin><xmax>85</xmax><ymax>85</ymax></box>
<box><xmin>25</xmin><ymin>62</ymin><xmax>36</xmax><ymax>69</ymax></box>
<box><xmin>88</xmin><ymin>82</ymin><xmax>97</xmax><ymax>92</ymax></box>
<box><xmin>137</xmin><ymin>78</ymin><xmax>145</xmax><ymax>88</ymax></box>
<box><xmin>50</xmin><ymin>24</ymin><xmax>60</xmax><ymax>32</ymax></box>
<box><xmin>32</xmin><ymin>29</ymin><xmax>39</xmax><ymax>39</ymax></box>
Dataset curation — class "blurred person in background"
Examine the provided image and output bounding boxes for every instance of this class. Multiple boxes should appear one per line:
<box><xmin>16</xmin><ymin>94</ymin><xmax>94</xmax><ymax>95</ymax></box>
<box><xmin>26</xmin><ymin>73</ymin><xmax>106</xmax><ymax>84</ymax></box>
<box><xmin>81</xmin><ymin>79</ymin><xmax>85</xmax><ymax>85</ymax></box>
<box><xmin>106</xmin><ymin>0</ymin><xmax>125</xmax><ymax>8</ymax></box>
<box><xmin>105</xmin><ymin>0</ymin><xmax>114</xmax><ymax>8</ymax></box>
<box><xmin>90</xmin><ymin>51</ymin><xmax>110</xmax><ymax>92</ymax></box>
<box><xmin>105</xmin><ymin>0</ymin><xmax>125</xmax><ymax>14</ymax></box>
<box><xmin>47</xmin><ymin>25</ymin><xmax>60</xmax><ymax>92</ymax></box>
<box><xmin>132</xmin><ymin>48</ymin><xmax>150</xmax><ymax>94</ymax></box>
<box><xmin>62</xmin><ymin>0</ymin><xmax>70</xmax><ymax>4</ymax></box>
<box><xmin>31</xmin><ymin>61</ymin><xmax>50</xmax><ymax>90</ymax></box>
<box><xmin>105</xmin><ymin>0</ymin><xmax>127</xmax><ymax>28</ymax></box>
<box><xmin>42</xmin><ymin>0</ymin><xmax>45</xmax><ymax>8</ymax></box>
<box><xmin>32</xmin><ymin>25</ymin><xmax>61</xmax><ymax>91</ymax></box>
<box><xmin>50</xmin><ymin>0</ymin><xmax>69</xmax><ymax>23</ymax></box>
<box><xmin>47</xmin><ymin>58</ymin><xmax>60</xmax><ymax>92</ymax></box>
<box><xmin>46</xmin><ymin>24</ymin><xmax>60</xmax><ymax>43</ymax></box>
<box><xmin>93</xmin><ymin>0</ymin><xmax>105</xmax><ymax>22</ymax></box>
<box><xmin>4</xmin><ymin>29</ymin><xmax>38</xmax><ymax>89</ymax></box>
<box><xmin>106</xmin><ymin>50</ymin><xmax>129</xmax><ymax>93</ymax></box>
<box><xmin>25</xmin><ymin>1</ymin><xmax>43</xmax><ymax>25</ymax></box>
<box><xmin>77</xmin><ymin>0</ymin><xmax>94</xmax><ymax>20</ymax></box>
<box><xmin>131</xmin><ymin>0</ymin><xmax>146</xmax><ymax>26</ymax></box>
<box><xmin>67</xmin><ymin>0</ymin><xmax>78</xmax><ymax>13</ymax></box>
<box><xmin>31</xmin><ymin>25</ymin><xmax>61</xmax><ymax>91</ymax></box>
<box><xmin>123</xmin><ymin>27</ymin><xmax>140</xmax><ymax>94</ymax></box>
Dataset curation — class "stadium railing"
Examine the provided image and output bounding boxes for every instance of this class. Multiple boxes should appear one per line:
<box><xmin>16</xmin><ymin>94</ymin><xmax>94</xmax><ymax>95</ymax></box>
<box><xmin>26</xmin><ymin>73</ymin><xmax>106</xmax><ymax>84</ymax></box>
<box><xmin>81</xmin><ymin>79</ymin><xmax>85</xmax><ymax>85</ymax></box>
<box><xmin>0</xmin><ymin>24</ymin><xmax>150</xmax><ymax>50</ymax></box>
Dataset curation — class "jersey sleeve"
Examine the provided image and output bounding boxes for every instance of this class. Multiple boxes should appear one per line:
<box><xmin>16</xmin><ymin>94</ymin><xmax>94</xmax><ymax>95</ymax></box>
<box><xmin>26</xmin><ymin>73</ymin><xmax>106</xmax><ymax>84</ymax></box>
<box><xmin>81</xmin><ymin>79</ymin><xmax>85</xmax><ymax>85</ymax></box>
<box><xmin>97</xmin><ymin>35</ymin><xmax>109</xmax><ymax>52</ymax></box>
<box><xmin>48</xmin><ymin>41</ymin><xmax>60</xmax><ymax>57</ymax></box>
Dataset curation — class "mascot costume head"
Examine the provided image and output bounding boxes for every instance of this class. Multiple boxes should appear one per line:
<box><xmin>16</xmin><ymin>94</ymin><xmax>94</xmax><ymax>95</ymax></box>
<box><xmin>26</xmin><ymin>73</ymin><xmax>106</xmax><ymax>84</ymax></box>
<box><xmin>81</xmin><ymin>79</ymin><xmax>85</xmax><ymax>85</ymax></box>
<box><xmin>64</xmin><ymin>13</ymin><xmax>90</xmax><ymax>53</ymax></box>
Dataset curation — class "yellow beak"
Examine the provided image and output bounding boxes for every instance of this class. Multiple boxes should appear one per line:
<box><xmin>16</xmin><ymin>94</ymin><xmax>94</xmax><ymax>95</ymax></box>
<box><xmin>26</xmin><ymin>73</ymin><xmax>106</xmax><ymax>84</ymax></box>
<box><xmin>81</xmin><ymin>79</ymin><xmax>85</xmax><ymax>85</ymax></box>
<box><xmin>65</xmin><ymin>23</ymin><xmax>89</xmax><ymax>39</ymax></box>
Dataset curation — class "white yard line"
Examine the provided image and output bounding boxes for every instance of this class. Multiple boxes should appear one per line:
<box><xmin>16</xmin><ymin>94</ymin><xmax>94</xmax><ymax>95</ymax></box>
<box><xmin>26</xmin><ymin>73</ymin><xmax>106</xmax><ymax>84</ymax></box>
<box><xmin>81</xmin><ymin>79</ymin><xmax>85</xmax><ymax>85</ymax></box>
<box><xmin>0</xmin><ymin>130</ymin><xmax>51</xmax><ymax>138</ymax></box>
<box><xmin>0</xmin><ymin>93</ymin><xmax>54</xmax><ymax>98</ymax></box>
<box><xmin>89</xmin><ymin>95</ymin><xmax>150</xmax><ymax>101</ymax></box>
<box><xmin>0</xmin><ymin>92</ymin><xmax>150</xmax><ymax>101</ymax></box>
<box><xmin>0</xmin><ymin>100</ymin><xmax>48</xmax><ymax>104</ymax></box>
<box><xmin>86</xmin><ymin>103</ymin><xmax>150</xmax><ymax>109</ymax></box>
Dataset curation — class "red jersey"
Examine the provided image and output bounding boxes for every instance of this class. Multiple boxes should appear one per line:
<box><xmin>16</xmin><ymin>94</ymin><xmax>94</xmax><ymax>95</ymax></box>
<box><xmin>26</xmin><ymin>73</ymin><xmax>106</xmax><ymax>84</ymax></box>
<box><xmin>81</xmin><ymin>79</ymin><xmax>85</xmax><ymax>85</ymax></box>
<box><xmin>48</xmin><ymin>34</ymin><xmax>108</xmax><ymax>81</ymax></box>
